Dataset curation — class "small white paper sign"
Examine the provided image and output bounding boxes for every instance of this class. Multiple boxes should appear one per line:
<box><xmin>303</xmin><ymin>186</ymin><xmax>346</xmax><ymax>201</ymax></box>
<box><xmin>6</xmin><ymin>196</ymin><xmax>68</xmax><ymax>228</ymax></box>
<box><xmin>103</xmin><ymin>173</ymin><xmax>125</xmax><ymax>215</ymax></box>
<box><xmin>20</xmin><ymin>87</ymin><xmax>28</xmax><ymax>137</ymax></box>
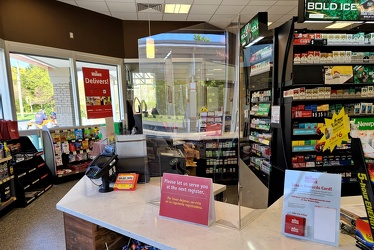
<box><xmin>281</xmin><ymin>170</ymin><xmax>341</xmax><ymax>246</ymax></box>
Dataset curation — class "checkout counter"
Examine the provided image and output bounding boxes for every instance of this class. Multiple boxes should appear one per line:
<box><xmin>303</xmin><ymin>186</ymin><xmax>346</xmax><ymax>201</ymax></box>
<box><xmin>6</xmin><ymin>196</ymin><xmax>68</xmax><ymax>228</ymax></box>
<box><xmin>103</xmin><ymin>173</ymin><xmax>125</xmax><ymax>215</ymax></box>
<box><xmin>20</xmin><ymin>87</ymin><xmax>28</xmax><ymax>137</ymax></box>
<box><xmin>56</xmin><ymin>175</ymin><xmax>360</xmax><ymax>250</ymax></box>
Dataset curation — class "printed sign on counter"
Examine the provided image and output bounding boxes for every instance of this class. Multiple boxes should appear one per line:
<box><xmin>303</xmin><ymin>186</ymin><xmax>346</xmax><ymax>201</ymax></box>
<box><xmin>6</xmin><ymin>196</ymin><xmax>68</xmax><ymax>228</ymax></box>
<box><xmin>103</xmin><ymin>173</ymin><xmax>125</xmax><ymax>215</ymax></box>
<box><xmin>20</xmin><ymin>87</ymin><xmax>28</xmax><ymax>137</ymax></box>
<box><xmin>282</xmin><ymin>170</ymin><xmax>341</xmax><ymax>246</ymax></box>
<box><xmin>159</xmin><ymin>173</ymin><xmax>215</xmax><ymax>226</ymax></box>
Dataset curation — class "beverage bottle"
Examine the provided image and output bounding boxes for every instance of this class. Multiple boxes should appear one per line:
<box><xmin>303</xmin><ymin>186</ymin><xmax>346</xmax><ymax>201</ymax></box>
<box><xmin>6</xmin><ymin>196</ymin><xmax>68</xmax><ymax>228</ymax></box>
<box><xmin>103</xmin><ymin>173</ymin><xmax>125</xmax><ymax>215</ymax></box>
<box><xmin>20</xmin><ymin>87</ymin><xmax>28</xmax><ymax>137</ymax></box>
<box><xmin>0</xmin><ymin>143</ymin><xmax>3</xmax><ymax>159</ymax></box>
<box><xmin>3</xmin><ymin>142</ymin><xmax>11</xmax><ymax>158</ymax></box>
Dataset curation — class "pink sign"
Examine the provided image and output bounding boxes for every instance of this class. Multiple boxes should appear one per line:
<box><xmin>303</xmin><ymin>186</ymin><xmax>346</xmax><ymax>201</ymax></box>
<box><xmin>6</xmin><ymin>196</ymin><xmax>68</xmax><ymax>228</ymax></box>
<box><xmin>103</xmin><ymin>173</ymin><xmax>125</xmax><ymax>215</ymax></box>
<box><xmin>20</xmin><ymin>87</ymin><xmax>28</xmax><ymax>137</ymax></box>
<box><xmin>159</xmin><ymin>173</ymin><xmax>215</xmax><ymax>226</ymax></box>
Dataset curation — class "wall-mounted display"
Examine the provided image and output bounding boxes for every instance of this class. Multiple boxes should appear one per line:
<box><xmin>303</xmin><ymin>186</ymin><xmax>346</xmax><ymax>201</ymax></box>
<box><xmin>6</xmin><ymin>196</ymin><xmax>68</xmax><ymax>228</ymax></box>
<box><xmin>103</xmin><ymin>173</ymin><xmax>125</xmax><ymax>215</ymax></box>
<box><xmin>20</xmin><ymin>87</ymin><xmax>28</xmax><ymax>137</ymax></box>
<box><xmin>240</xmin><ymin>12</ymin><xmax>268</xmax><ymax>48</ymax></box>
<box><xmin>299</xmin><ymin>0</ymin><xmax>374</xmax><ymax>22</ymax></box>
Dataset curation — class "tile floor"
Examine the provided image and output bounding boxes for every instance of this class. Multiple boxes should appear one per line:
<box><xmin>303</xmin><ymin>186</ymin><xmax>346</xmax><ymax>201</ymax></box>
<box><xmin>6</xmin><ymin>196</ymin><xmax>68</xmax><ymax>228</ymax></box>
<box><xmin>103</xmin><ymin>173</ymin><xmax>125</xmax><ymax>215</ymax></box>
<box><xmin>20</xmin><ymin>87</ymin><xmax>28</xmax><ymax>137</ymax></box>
<box><xmin>0</xmin><ymin>180</ymin><xmax>78</xmax><ymax>250</ymax></box>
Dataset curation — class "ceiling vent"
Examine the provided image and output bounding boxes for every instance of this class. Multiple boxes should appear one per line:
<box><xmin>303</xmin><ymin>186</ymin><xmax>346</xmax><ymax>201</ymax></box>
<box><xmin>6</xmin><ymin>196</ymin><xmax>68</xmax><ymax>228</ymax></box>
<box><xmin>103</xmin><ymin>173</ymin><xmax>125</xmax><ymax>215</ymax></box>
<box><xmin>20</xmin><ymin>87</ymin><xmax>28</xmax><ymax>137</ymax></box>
<box><xmin>137</xmin><ymin>3</ymin><xmax>163</xmax><ymax>13</ymax></box>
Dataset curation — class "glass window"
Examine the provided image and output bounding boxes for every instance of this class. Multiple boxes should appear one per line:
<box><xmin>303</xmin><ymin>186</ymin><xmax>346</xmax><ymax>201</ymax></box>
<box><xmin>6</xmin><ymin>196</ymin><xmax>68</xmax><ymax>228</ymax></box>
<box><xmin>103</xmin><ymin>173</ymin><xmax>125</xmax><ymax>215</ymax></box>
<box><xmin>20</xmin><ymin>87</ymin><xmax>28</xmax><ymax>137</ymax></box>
<box><xmin>0</xmin><ymin>46</ymin><xmax>8</xmax><ymax>120</ymax></box>
<box><xmin>9</xmin><ymin>53</ymin><xmax>72</xmax><ymax>130</ymax></box>
<box><xmin>76</xmin><ymin>61</ymin><xmax>120</xmax><ymax>126</ymax></box>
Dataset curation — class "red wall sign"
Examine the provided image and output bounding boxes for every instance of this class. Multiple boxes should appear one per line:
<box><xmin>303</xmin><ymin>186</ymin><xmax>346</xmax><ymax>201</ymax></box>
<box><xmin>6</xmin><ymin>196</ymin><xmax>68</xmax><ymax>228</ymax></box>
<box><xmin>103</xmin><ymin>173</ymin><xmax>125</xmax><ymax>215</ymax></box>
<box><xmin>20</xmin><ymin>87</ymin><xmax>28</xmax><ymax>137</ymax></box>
<box><xmin>82</xmin><ymin>67</ymin><xmax>112</xmax><ymax>119</ymax></box>
<box><xmin>159</xmin><ymin>173</ymin><xmax>215</xmax><ymax>226</ymax></box>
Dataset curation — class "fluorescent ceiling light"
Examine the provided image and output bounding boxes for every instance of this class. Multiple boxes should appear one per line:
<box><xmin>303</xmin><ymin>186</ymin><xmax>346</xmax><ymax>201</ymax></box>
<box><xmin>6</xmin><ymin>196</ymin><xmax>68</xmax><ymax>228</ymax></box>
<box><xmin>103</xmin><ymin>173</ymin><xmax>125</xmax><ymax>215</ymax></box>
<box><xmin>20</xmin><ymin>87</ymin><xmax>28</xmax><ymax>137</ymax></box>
<box><xmin>164</xmin><ymin>4</ymin><xmax>191</xmax><ymax>14</ymax></box>
<box><xmin>268</xmin><ymin>22</ymin><xmax>273</xmax><ymax>26</ymax></box>
<box><xmin>304</xmin><ymin>21</ymin><xmax>333</xmax><ymax>23</ymax></box>
<box><xmin>245</xmin><ymin>36</ymin><xmax>264</xmax><ymax>48</ymax></box>
<box><xmin>366</xmin><ymin>21</ymin><xmax>374</xmax><ymax>23</ymax></box>
<box><xmin>325</xmin><ymin>22</ymin><xmax>355</xmax><ymax>29</ymax></box>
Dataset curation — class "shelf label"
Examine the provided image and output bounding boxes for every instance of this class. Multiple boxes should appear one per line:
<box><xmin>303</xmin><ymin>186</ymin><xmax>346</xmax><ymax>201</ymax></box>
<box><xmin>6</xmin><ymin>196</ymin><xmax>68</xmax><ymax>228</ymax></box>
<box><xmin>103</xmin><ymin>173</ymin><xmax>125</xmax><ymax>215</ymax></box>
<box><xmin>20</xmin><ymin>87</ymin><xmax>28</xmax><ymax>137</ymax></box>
<box><xmin>159</xmin><ymin>173</ymin><xmax>215</xmax><ymax>226</ymax></box>
<box><xmin>292</xmin><ymin>146</ymin><xmax>316</xmax><ymax>152</ymax></box>
<box><xmin>293</xmin><ymin>129</ymin><xmax>317</xmax><ymax>135</ymax></box>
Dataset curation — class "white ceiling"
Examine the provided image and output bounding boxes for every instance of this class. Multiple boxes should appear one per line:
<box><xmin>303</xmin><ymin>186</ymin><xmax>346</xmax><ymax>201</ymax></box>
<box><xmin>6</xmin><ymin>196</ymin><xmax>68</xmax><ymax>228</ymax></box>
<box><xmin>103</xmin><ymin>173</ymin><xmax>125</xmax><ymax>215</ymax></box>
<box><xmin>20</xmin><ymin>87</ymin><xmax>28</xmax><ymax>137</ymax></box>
<box><xmin>56</xmin><ymin>0</ymin><xmax>362</xmax><ymax>33</ymax></box>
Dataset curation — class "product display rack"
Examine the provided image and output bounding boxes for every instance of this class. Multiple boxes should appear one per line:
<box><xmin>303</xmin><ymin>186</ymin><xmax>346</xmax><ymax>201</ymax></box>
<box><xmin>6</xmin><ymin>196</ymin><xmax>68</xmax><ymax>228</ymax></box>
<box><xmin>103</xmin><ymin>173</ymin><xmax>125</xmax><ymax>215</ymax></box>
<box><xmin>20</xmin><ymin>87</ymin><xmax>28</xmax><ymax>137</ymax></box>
<box><xmin>203</xmin><ymin>138</ymin><xmax>238</xmax><ymax>185</ymax></box>
<box><xmin>7</xmin><ymin>136</ymin><xmax>53</xmax><ymax>207</ymax></box>
<box><xmin>274</xmin><ymin>20</ymin><xmax>374</xmax><ymax>196</ymax></box>
<box><xmin>179</xmin><ymin>137</ymin><xmax>238</xmax><ymax>185</ymax></box>
<box><xmin>245</xmin><ymin>43</ymin><xmax>274</xmax><ymax>188</ymax></box>
<box><xmin>282</xmin><ymin>96</ymin><xmax>362</xmax><ymax>195</ymax></box>
<box><xmin>197</xmin><ymin>111</ymin><xmax>224</xmax><ymax>135</ymax></box>
<box><xmin>42</xmin><ymin>126</ymin><xmax>101</xmax><ymax>182</ymax></box>
<box><xmin>0</xmin><ymin>155</ymin><xmax>16</xmax><ymax>213</ymax></box>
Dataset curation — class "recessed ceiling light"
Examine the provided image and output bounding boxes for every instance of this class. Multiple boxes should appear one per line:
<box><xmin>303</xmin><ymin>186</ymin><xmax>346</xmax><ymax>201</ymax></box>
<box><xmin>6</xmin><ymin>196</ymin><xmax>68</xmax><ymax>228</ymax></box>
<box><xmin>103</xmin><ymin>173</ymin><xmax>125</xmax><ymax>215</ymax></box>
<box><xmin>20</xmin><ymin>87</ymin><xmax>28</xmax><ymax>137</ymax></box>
<box><xmin>164</xmin><ymin>4</ymin><xmax>191</xmax><ymax>14</ymax></box>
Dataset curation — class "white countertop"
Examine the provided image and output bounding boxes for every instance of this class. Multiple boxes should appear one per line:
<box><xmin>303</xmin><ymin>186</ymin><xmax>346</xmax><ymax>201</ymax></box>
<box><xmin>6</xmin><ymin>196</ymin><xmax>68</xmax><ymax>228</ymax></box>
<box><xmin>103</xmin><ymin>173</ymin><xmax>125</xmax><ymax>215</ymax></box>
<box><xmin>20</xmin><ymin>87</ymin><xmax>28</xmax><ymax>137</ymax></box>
<box><xmin>144</xmin><ymin>130</ymin><xmax>239</xmax><ymax>141</ymax></box>
<box><xmin>57</xmin><ymin>176</ymin><xmax>360</xmax><ymax>250</ymax></box>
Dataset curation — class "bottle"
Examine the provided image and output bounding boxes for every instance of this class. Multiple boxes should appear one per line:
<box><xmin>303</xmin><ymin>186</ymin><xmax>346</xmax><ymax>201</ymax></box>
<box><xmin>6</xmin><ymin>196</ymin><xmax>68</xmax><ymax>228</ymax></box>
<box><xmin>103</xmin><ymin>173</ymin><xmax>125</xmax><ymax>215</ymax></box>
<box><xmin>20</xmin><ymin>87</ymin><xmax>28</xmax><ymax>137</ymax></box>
<box><xmin>0</xmin><ymin>143</ymin><xmax>3</xmax><ymax>159</ymax></box>
<box><xmin>3</xmin><ymin>142</ymin><xmax>11</xmax><ymax>158</ymax></box>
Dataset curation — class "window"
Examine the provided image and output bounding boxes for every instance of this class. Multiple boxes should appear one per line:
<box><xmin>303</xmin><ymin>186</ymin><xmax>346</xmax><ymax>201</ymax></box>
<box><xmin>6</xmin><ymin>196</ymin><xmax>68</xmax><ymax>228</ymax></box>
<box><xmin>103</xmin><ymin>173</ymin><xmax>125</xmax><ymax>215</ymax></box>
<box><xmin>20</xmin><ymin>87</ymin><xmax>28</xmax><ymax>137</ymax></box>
<box><xmin>9</xmin><ymin>53</ymin><xmax>71</xmax><ymax>130</ymax></box>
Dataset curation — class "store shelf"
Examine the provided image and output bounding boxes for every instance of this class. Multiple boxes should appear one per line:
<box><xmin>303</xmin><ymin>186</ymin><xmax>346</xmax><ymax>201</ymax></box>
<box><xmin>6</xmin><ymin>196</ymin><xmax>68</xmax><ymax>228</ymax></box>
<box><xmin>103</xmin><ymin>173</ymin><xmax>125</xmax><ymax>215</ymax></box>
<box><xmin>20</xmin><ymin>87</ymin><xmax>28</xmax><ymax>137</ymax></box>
<box><xmin>250</xmin><ymin>124</ymin><xmax>270</xmax><ymax>131</ymax></box>
<box><xmin>274</xmin><ymin>28</ymin><xmax>372</xmax><ymax>197</ymax></box>
<box><xmin>9</xmin><ymin>136</ymin><xmax>54</xmax><ymax>207</ymax></box>
<box><xmin>250</xmin><ymin>66</ymin><xmax>272</xmax><ymax>77</ymax></box>
<box><xmin>0</xmin><ymin>175</ymin><xmax>14</xmax><ymax>185</ymax></box>
<box><xmin>0</xmin><ymin>156</ymin><xmax>12</xmax><ymax>164</ymax></box>
<box><xmin>249</xmin><ymin>136</ymin><xmax>271</xmax><ymax>146</ymax></box>
<box><xmin>1</xmin><ymin>197</ymin><xmax>17</xmax><ymax>209</ymax></box>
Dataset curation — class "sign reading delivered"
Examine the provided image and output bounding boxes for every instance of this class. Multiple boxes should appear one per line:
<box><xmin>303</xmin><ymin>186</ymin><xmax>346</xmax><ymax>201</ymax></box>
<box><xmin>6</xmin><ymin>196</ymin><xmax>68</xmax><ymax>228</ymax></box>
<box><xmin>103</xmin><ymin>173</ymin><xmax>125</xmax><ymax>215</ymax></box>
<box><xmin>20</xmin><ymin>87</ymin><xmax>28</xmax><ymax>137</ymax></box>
<box><xmin>82</xmin><ymin>67</ymin><xmax>113</xmax><ymax>119</ymax></box>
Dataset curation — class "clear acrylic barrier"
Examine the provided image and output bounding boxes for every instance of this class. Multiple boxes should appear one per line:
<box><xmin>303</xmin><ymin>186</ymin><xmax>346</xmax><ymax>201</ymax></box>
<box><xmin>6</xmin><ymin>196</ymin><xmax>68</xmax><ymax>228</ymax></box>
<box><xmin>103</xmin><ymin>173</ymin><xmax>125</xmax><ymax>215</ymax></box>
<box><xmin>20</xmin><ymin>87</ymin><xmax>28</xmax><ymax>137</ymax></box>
<box><xmin>133</xmin><ymin>22</ymin><xmax>267</xmax><ymax>230</ymax></box>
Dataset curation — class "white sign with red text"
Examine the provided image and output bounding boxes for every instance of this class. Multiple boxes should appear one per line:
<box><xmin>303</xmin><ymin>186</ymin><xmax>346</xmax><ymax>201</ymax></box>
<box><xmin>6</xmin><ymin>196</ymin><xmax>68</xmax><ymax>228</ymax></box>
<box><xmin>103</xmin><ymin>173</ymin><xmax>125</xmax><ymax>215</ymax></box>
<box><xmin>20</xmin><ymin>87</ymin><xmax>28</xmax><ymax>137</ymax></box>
<box><xmin>282</xmin><ymin>170</ymin><xmax>341</xmax><ymax>246</ymax></box>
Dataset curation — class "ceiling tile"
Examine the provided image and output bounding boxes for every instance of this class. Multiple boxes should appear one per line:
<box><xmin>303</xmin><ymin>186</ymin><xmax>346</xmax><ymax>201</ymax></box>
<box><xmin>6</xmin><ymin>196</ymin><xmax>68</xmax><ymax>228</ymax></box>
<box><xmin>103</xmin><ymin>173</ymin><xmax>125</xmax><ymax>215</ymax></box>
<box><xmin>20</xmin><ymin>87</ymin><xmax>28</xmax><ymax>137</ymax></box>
<box><xmin>106</xmin><ymin>2</ymin><xmax>137</xmax><ymax>12</ymax></box>
<box><xmin>241</xmin><ymin>5</ymin><xmax>270</xmax><ymax>14</ymax></box>
<box><xmin>187</xmin><ymin>14</ymin><xmax>212</xmax><ymax>22</ymax></box>
<box><xmin>238</xmin><ymin>14</ymin><xmax>257</xmax><ymax>23</ymax></box>
<box><xmin>210</xmin><ymin>14</ymin><xmax>237</xmax><ymax>22</ymax></box>
<box><xmin>137</xmin><ymin>12</ymin><xmax>163</xmax><ymax>20</ymax></box>
<box><xmin>76</xmin><ymin>1</ymin><xmax>110</xmax><ymax>12</ymax></box>
<box><xmin>247</xmin><ymin>1</ymin><xmax>276</xmax><ymax>5</ymax></box>
<box><xmin>193</xmin><ymin>0</ymin><xmax>223</xmax><ymax>4</ymax></box>
<box><xmin>165</xmin><ymin>0</ymin><xmax>194</xmax><ymax>3</ymax></box>
<box><xmin>287</xmin><ymin>6</ymin><xmax>298</xmax><ymax>15</ymax></box>
<box><xmin>57</xmin><ymin>0</ymin><xmax>78</xmax><ymax>6</ymax></box>
<box><xmin>189</xmin><ymin>4</ymin><xmax>218</xmax><ymax>15</ymax></box>
<box><xmin>95</xmin><ymin>11</ymin><xmax>112</xmax><ymax>16</ymax></box>
<box><xmin>163</xmin><ymin>14</ymin><xmax>188</xmax><ymax>21</ymax></box>
<box><xmin>135</xmin><ymin>0</ymin><xmax>164</xmax><ymax>4</ymax></box>
<box><xmin>267</xmin><ymin>5</ymin><xmax>295</xmax><ymax>14</ymax></box>
<box><xmin>106</xmin><ymin>0</ymin><xmax>134</xmax><ymax>3</ymax></box>
<box><xmin>75</xmin><ymin>0</ymin><xmax>102</xmax><ymax>2</ymax></box>
<box><xmin>274</xmin><ymin>0</ymin><xmax>298</xmax><ymax>5</ymax></box>
<box><xmin>221</xmin><ymin>0</ymin><xmax>251</xmax><ymax>5</ymax></box>
<box><xmin>111</xmin><ymin>11</ymin><xmax>139</xmax><ymax>20</ymax></box>
<box><xmin>268</xmin><ymin>14</ymin><xmax>283</xmax><ymax>22</ymax></box>
<box><xmin>215</xmin><ymin>5</ymin><xmax>246</xmax><ymax>15</ymax></box>
<box><xmin>275</xmin><ymin>14</ymin><xmax>294</xmax><ymax>23</ymax></box>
